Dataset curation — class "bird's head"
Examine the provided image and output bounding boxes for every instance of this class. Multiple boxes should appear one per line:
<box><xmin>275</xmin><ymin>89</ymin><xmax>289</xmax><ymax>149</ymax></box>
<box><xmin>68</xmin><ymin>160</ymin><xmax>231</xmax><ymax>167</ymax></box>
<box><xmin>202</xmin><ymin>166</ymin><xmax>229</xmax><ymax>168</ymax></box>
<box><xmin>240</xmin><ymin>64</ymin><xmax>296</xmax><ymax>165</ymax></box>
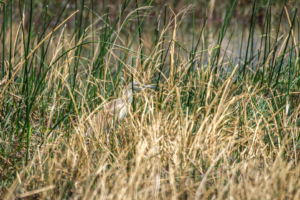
<box><xmin>122</xmin><ymin>81</ymin><xmax>156</xmax><ymax>103</ymax></box>
<box><xmin>126</xmin><ymin>81</ymin><xmax>156</xmax><ymax>92</ymax></box>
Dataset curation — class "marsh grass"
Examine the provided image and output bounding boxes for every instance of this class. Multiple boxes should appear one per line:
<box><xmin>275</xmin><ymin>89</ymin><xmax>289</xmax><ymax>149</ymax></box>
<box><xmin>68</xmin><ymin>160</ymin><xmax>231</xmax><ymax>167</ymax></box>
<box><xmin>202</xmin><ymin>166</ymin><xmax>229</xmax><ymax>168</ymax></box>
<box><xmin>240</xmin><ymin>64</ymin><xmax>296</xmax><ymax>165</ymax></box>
<box><xmin>1</xmin><ymin>0</ymin><xmax>300</xmax><ymax>199</ymax></box>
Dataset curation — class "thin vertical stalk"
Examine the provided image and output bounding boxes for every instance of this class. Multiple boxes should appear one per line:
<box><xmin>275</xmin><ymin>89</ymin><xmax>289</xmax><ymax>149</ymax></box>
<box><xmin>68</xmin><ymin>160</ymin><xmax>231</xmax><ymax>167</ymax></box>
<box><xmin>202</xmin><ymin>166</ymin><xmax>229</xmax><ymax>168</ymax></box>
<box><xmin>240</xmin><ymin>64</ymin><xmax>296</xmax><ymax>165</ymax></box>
<box><xmin>242</xmin><ymin>0</ymin><xmax>257</xmax><ymax>78</ymax></box>
<box><xmin>268</xmin><ymin>4</ymin><xmax>286</xmax><ymax>86</ymax></box>
<box><xmin>274</xmin><ymin>9</ymin><xmax>297</xmax><ymax>88</ymax></box>
<box><xmin>9</xmin><ymin>0</ymin><xmax>13</xmax><ymax>79</ymax></box>
<box><xmin>0</xmin><ymin>1</ymin><xmax>6</xmax><ymax>76</ymax></box>
<box><xmin>24</xmin><ymin>0</ymin><xmax>34</xmax><ymax>166</ymax></box>
<box><xmin>136</xmin><ymin>0</ymin><xmax>143</xmax><ymax>68</ymax></box>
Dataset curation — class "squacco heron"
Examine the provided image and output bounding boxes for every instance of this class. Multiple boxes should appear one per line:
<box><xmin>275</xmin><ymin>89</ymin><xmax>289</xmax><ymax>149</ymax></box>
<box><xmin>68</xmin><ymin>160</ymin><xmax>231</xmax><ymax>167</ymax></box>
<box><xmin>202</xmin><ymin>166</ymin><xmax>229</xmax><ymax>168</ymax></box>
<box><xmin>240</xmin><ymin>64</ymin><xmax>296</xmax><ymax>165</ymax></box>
<box><xmin>86</xmin><ymin>81</ymin><xmax>156</xmax><ymax>137</ymax></box>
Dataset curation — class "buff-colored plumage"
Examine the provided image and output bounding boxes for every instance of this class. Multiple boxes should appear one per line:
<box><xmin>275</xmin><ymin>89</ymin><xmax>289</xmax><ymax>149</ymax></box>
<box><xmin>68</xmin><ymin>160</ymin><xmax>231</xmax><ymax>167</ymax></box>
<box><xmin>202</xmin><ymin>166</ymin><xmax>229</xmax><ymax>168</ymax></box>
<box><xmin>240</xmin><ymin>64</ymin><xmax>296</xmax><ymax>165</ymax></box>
<box><xmin>86</xmin><ymin>81</ymin><xmax>155</xmax><ymax>138</ymax></box>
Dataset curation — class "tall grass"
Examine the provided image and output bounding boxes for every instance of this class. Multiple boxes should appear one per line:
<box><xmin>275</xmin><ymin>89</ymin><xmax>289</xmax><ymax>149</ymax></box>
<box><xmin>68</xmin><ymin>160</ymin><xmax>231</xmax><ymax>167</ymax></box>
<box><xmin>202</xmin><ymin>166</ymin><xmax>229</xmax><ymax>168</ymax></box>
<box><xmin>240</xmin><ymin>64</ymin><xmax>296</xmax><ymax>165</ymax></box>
<box><xmin>0</xmin><ymin>0</ymin><xmax>300</xmax><ymax>199</ymax></box>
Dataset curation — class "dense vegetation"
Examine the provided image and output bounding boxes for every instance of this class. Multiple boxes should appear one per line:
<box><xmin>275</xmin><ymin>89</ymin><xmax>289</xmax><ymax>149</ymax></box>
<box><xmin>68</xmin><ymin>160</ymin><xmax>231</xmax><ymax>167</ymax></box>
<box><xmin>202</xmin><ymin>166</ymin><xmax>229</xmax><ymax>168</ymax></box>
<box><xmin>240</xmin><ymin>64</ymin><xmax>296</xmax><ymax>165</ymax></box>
<box><xmin>0</xmin><ymin>0</ymin><xmax>300</xmax><ymax>199</ymax></box>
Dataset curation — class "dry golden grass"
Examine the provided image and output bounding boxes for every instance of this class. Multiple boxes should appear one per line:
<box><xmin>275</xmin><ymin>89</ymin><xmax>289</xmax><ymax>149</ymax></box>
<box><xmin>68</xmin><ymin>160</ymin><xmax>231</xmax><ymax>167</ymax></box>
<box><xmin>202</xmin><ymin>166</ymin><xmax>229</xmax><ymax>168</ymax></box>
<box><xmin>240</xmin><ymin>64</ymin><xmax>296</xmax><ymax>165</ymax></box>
<box><xmin>1</xmin><ymin>2</ymin><xmax>300</xmax><ymax>200</ymax></box>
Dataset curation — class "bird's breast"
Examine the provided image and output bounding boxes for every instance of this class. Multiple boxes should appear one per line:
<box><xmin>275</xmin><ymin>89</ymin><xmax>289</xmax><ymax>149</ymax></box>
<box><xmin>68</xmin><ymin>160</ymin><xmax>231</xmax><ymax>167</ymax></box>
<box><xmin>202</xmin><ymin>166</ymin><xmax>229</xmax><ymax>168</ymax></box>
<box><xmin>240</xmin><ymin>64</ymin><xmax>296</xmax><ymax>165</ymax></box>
<box><xmin>118</xmin><ymin>106</ymin><xmax>128</xmax><ymax>121</ymax></box>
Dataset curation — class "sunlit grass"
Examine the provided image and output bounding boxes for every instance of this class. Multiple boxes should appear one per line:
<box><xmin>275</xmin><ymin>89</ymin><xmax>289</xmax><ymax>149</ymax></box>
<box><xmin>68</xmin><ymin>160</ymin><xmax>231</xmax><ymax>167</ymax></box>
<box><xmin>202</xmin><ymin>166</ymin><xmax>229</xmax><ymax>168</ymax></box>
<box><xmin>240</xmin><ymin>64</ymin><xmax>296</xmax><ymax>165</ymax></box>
<box><xmin>0</xmin><ymin>0</ymin><xmax>300</xmax><ymax>199</ymax></box>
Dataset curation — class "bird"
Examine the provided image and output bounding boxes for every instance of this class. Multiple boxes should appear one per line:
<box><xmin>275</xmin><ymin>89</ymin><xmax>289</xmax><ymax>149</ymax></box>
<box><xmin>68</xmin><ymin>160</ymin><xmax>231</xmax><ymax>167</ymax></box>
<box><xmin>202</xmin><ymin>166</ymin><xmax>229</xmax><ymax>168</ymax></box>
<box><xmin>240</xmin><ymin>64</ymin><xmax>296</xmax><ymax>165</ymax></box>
<box><xmin>86</xmin><ymin>81</ymin><xmax>156</xmax><ymax>138</ymax></box>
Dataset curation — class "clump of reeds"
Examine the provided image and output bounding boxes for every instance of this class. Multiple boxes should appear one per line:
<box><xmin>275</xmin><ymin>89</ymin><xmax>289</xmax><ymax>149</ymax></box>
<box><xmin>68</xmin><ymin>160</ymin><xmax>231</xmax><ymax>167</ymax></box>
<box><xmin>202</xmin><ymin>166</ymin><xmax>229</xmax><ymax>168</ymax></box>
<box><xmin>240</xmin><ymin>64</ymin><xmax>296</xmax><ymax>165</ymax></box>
<box><xmin>0</xmin><ymin>0</ymin><xmax>300</xmax><ymax>199</ymax></box>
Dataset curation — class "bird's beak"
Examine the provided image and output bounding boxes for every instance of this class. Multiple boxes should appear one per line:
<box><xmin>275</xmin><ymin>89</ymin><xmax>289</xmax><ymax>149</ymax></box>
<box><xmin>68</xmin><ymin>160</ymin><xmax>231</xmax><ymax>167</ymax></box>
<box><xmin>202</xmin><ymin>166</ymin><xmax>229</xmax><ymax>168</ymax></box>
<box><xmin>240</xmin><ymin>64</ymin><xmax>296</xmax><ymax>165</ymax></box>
<box><xmin>141</xmin><ymin>85</ymin><xmax>156</xmax><ymax>90</ymax></box>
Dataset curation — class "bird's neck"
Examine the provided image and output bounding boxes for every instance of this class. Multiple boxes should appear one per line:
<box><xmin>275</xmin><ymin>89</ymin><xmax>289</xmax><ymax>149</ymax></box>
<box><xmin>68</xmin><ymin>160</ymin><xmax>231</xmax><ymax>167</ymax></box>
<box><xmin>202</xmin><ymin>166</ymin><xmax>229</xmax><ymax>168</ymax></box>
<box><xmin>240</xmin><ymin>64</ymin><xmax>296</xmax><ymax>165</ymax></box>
<box><xmin>122</xmin><ymin>89</ymin><xmax>133</xmax><ymax>104</ymax></box>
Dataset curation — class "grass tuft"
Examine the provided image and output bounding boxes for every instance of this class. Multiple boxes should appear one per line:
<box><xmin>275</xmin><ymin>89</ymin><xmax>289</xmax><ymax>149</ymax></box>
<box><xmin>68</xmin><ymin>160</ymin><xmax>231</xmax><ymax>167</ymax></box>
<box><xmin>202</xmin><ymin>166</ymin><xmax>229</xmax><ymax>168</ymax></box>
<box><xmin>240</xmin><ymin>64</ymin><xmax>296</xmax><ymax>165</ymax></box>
<box><xmin>1</xmin><ymin>0</ymin><xmax>300</xmax><ymax>199</ymax></box>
